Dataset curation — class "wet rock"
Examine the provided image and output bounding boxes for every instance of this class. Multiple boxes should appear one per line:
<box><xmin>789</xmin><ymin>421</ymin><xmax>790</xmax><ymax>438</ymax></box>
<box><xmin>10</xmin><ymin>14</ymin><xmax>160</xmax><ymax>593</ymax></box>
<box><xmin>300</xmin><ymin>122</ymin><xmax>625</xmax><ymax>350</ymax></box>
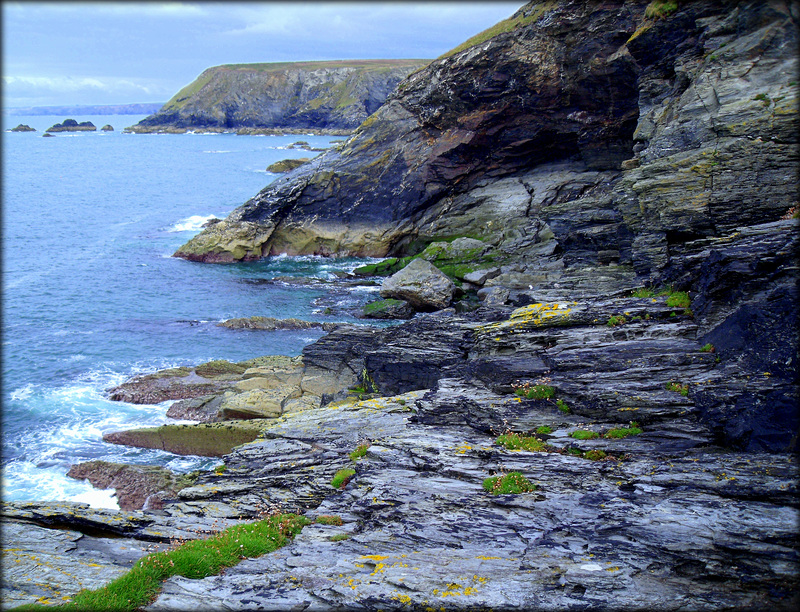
<box><xmin>66</xmin><ymin>461</ymin><xmax>198</xmax><ymax>510</ymax></box>
<box><xmin>379</xmin><ymin>258</ymin><xmax>456</xmax><ymax>311</ymax></box>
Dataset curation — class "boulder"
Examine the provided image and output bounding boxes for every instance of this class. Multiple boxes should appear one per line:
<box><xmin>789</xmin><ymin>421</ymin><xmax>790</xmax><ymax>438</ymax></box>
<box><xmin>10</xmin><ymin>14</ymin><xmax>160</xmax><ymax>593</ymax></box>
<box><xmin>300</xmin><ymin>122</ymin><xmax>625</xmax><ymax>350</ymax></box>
<box><xmin>379</xmin><ymin>258</ymin><xmax>455</xmax><ymax>311</ymax></box>
<box><xmin>101</xmin><ymin>124</ymin><xmax>114</xmax><ymax>131</ymax></box>
<box><xmin>359</xmin><ymin>298</ymin><xmax>414</xmax><ymax>319</ymax></box>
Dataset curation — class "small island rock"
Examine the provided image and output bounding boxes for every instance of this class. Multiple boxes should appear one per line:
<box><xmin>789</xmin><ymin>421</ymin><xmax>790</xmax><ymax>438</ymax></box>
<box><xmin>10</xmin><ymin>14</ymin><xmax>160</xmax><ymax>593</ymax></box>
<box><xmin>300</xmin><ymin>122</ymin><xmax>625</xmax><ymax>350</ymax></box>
<box><xmin>101</xmin><ymin>124</ymin><xmax>114</xmax><ymax>131</ymax></box>
<box><xmin>9</xmin><ymin>124</ymin><xmax>36</xmax><ymax>132</ymax></box>
<box><xmin>46</xmin><ymin>119</ymin><xmax>97</xmax><ymax>132</ymax></box>
<box><xmin>267</xmin><ymin>158</ymin><xmax>310</xmax><ymax>173</ymax></box>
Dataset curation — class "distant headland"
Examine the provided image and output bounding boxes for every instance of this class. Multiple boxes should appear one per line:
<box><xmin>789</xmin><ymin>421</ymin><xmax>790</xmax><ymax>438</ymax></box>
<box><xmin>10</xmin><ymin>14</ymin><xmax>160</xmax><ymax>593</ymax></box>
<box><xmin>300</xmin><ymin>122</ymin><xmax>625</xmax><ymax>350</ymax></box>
<box><xmin>5</xmin><ymin>102</ymin><xmax>164</xmax><ymax>116</ymax></box>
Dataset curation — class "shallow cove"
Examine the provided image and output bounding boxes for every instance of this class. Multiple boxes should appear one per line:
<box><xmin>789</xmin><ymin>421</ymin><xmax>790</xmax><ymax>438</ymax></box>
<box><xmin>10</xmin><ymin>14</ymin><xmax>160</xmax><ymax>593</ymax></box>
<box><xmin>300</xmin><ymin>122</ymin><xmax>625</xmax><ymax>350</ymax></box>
<box><xmin>1</xmin><ymin>114</ymin><xmax>382</xmax><ymax>507</ymax></box>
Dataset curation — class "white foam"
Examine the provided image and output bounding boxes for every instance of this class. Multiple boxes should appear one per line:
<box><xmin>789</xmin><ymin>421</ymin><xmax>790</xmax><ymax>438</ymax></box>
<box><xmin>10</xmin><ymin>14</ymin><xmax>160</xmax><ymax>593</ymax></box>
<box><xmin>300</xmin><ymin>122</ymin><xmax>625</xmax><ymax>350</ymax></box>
<box><xmin>10</xmin><ymin>383</ymin><xmax>35</xmax><ymax>401</ymax></box>
<box><xmin>202</xmin><ymin>150</ymin><xmax>231</xmax><ymax>154</ymax></box>
<box><xmin>169</xmin><ymin>214</ymin><xmax>219</xmax><ymax>233</ymax></box>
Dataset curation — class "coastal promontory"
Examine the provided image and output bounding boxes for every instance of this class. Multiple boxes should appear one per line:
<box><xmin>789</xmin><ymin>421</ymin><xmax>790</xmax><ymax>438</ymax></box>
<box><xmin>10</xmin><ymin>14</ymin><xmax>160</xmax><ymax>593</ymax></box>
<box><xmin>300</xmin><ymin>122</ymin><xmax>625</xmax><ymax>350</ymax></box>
<box><xmin>125</xmin><ymin>59</ymin><xmax>428</xmax><ymax>134</ymax></box>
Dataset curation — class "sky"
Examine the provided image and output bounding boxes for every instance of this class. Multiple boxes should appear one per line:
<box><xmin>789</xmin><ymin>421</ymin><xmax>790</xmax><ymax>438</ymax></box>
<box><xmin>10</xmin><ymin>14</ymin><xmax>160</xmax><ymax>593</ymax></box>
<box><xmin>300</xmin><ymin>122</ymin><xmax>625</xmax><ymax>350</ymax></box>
<box><xmin>2</xmin><ymin>1</ymin><xmax>524</xmax><ymax>109</ymax></box>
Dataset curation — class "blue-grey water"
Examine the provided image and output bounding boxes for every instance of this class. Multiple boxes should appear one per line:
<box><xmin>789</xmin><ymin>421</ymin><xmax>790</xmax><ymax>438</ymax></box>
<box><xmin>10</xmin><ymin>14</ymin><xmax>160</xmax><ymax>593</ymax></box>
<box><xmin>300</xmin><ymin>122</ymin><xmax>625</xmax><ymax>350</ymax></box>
<box><xmin>2</xmin><ymin>115</ymin><xmax>379</xmax><ymax>507</ymax></box>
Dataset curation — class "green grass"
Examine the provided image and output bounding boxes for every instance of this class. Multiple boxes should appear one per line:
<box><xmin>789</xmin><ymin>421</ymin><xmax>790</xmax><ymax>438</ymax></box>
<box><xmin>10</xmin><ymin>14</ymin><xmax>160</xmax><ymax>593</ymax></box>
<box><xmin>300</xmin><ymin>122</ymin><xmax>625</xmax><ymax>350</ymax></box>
<box><xmin>644</xmin><ymin>0</ymin><xmax>679</xmax><ymax>19</ymax></box>
<box><xmin>665</xmin><ymin>291</ymin><xmax>691</xmax><ymax>309</ymax></box>
<box><xmin>570</xmin><ymin>430</ymin><xmax>600</xmax><ymax>440</ymax></box>
<box><xmin>556</xmin><ymin>399</ymin><xmax>570</xmax><ymax>413</ymax></box>
<box><xmin>496</xmin><ymin>432</ymin><xmax>550</xmax><ymax>452</ymax></box>
<box><xmin>330</xmin><ymin>533</ymin><xmax>351</xmax><ymax>542</ymax></box>
<box><xmin>604</xmin><ymin>426</ymin><xmax>643</xmax><ymax>439</ymax></box>
<box><xmin>536</xmin><ymin>425</ymin><xmax>553</xmax><ymax>435</ymax></box>
<box><xmin>349</xmin><ymin>443</ymin><xmax>370</xmax><ymax>461</ymax></box>
<box><xmin>331</xmin><ymin>468</ymin><xmax>356</xmax><ymax>489</ymax></box>
<box><xmin>607</xmin><ymin>314</ymin><xmax>627</xmax><ymax>327</ymax></box>
<box><xmin>11</xmin><ymin>514</ymin><xmax>308</xmax><ymax>612</ymax></box>
<box><xmin>514</xmin><ymin>384</ymin><xmax>555</xmax><ymax>400</ymax></box>
<box><xmin>584</xmin><ymin>449</ymin><xmax>607</xmax><ymax>461</ymax></box>
<box><xmin>666</xmin><ymin>381</ymin><xmax>689</xmax><ymax>396</ymax></box>
<box><xmin>482</xmin><ymin>471</ymin><xmax>537</xmax><ymax>495</ymax></box>
<box><xmin>700</xmin><ymin>343</ymin><xmax>715</xmax><ymax>353</ymax></box>
<box><xmin>440</xmin><ymin>2</ymin><xmax>555</xmax><ymax>59</ymax></box>
<box><xmin>315</xmin><ymin>515</ymin><xmax>344</xmax><ymax>526</ymax></box>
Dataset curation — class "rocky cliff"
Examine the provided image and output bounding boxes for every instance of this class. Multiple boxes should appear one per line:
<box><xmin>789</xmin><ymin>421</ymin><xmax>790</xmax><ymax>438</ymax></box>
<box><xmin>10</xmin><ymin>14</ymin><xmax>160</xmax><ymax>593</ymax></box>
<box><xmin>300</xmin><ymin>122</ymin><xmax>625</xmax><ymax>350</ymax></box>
<box><xmin>3</xmin><ymin>1</ymin><xmax>799</xmax><ymax>610</ymax></box>
<box><xmin>175</xmin><ymin>0</ymin><xmax>796</xmax><ymax>263</ymax></box>
<box><xmin>126</xmin><ymin>60</ymin><xmax>428</xmax><ymax>133</ymax></box>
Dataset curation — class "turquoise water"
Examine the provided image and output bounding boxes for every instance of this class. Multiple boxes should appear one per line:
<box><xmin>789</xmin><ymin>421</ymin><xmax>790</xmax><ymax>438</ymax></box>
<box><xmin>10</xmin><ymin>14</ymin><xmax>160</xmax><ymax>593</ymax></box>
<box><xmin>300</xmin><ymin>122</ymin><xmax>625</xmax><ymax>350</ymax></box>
<box><xmin>2</xmin><ymin>115</ymin><xmax>379</xmax><ymax>507</ymax></box>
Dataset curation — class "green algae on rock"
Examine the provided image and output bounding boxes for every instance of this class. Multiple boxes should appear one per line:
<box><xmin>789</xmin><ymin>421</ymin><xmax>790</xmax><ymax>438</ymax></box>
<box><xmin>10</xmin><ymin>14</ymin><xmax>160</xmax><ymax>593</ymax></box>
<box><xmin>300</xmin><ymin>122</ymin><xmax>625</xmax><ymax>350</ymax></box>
<box><xmin>102</xmin><ymin>421</ymin><xmax>264</xmax><ymax>457</ymax></box>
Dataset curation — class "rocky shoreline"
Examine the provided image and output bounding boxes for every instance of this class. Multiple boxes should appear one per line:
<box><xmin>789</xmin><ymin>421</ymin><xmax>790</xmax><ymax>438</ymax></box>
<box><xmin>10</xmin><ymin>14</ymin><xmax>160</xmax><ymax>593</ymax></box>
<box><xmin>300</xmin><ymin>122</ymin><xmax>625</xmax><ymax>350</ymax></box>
<box><xmin>2</xmin><ymin>1</ymin><xmax>798</xmax><ymax>609</ymax></box>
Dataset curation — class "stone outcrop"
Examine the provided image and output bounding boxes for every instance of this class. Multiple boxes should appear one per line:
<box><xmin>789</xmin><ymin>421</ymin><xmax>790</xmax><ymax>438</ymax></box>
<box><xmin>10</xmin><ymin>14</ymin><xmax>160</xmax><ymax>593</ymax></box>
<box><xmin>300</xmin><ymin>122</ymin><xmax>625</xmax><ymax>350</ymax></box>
<box><xmin>126</xmin><ymin>59</ymin><xmax>428</xmax><ymax>134</ymax></box>
<box><xmin>45</xmin><ymin>119</ymin><xmax>97</xmax><ymax>132</ymax></box>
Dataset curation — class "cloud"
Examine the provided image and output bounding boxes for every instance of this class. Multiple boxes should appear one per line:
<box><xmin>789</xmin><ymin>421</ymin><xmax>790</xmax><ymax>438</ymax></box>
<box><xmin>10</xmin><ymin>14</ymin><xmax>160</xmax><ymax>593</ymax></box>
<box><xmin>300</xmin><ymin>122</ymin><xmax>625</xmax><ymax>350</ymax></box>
<box><xmin>2</xmin><ymin>75</ymin><xmax>174</xmax><ymax>107</ymax></box>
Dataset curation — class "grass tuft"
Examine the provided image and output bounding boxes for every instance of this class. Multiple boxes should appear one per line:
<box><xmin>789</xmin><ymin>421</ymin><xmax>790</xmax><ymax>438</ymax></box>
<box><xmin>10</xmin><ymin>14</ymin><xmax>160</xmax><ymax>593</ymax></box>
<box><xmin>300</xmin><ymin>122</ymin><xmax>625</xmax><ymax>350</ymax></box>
<box><xmin>482</xmin><ymin>471</ymin><xmax>536</xmax><ymax>495</ymax></box>
<box><xmin>11</xmin><ymin>514</ymin><xmax>308</xmax><ymax>612</ymax></box>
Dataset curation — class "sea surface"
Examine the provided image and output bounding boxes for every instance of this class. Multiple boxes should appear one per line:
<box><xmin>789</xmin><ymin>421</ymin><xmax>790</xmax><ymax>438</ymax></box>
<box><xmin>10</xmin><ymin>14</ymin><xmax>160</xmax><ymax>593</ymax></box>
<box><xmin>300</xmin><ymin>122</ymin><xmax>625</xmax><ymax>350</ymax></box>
<box><xmin>2</xmin><ymin>114</ymin><xmax>380</xmax><ymax>508</ymax></box>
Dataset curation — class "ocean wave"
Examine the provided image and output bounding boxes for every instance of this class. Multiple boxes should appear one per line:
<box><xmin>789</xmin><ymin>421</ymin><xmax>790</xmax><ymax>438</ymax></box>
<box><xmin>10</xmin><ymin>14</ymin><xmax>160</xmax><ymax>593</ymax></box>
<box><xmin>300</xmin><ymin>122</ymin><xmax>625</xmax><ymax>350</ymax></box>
<box><xmin>1</xmin><ymin>460</ymin><xmax>120</xmax><ymax>510</ymax></box>
<box><xmin>10</xmin><ymin>383</ymin><xmax>36</xmax><ymax>401</ymax></box>
<box><xmin>202</xmin><ymin>150</ymin><xmax>231</xmax><ymax>154</ymax></box>
<box><xmin>168</xmin><ymin>214</ymin><xmax>219</xmax><ymax>233</ymax></box>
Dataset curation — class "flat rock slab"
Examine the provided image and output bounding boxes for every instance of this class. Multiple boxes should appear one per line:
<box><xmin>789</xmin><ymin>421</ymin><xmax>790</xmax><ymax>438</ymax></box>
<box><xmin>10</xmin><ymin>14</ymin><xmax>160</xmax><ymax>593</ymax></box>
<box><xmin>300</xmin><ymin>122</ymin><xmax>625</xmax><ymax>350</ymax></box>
<box><xmin>103</xmin><ymin>420</ymin><xmax>264</xmax><ymax>457</ymax></box>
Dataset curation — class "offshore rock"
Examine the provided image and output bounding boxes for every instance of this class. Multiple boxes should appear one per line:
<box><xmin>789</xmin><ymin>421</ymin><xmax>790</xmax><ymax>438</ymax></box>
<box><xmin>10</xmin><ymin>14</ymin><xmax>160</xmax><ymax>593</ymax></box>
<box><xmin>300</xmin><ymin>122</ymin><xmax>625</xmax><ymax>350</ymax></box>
<box><xmin>101</xmin><ymin>124</ymin><xmax>114</xmax><ymax>131</ymax></box>
<box><xmin>127</xmin><ymin>59</ymin><xmax>427</xmax><ymax>133</ymax></box>
<box><xmin>45</xmin><ymin>119</ymin><xmax>96</xmax><ymax>132</ymax></box>
<box><xmin>217</xmin><ymin>316</ymin><xmax>337</xmax><ymax>332</ymax></box>
<box><xmin>379</xmin><ymin>258</ymin><xmax>456</xmax><ymax>311</ymax></box>
<box><xmin>9</xmin><ymin>124</ymin><xmax>35</xmax><ymax>132</ymax></box>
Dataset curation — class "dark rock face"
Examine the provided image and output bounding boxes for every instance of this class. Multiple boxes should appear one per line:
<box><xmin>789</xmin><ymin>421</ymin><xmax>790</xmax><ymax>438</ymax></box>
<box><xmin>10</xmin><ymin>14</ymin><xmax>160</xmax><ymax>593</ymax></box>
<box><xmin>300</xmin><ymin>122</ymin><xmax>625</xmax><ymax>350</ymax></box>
<box><xmin>127</xmin><ymin>59</ymin><xmax>427</xmax><ymax>133</ymax></box>
<box><xmin>45</xmin><ymin>119</ymin><xmax>96</xmax><ymax>132</ymax></box>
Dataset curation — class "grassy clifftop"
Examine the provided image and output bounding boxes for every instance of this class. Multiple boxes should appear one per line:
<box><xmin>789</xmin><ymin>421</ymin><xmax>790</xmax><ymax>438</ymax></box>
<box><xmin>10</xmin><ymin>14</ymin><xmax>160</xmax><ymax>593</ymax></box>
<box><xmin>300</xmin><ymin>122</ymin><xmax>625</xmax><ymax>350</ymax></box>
<box><xmin>133</xmin><ymin>59</ymin><xmax>428</xmax><ymax>132</ymax></box>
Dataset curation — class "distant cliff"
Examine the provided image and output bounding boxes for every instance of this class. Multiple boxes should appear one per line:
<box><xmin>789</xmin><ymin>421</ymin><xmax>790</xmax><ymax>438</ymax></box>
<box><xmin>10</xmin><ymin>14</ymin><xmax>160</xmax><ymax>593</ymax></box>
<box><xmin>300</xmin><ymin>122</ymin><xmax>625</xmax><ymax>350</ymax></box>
<box><xmin>7</xmin><ymin>103</ymin><xmax>163</xmax><ymax>116</ymax></box>
<box><xmin>126</xmin><ymin>60</ymin><xmax>428</xmax><ymax>133</ymax></box>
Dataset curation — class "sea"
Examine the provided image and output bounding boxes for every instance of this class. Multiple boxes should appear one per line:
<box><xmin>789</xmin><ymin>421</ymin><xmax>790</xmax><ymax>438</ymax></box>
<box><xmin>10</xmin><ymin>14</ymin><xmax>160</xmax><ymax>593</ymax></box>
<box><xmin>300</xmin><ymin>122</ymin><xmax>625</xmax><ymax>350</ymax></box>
<box><xmin>1</xmin><ymin>114</ymin><xmax>382</xmax><ymax>509</ymax></box>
